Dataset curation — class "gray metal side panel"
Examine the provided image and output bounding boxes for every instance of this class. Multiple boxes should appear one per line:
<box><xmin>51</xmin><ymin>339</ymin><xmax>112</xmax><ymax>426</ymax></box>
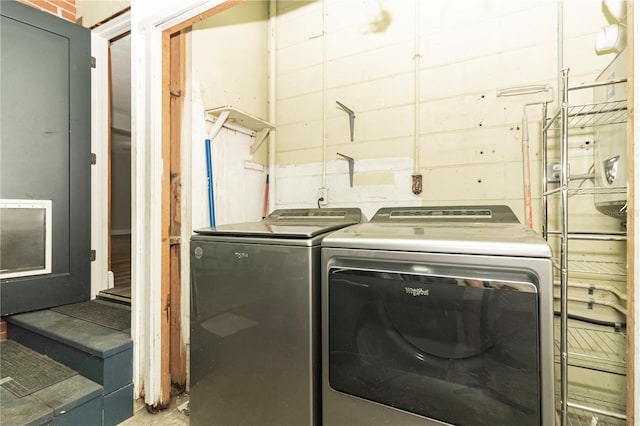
<box><xmin>0</xmin><ymin>1</ymin><xmax>91</xmax><ymax>315</ymax></box>
<box><xmin>190</xmin><ymin>239</ymin><xmax>320</xmax><ymax>425</ymax></box>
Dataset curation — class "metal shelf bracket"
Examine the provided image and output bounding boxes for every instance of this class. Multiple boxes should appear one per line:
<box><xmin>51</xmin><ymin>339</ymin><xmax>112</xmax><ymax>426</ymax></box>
<box><xmin>336</xmin><ymin>152</ymin><xmax>354</xmax><ymax>187</ymax></box>
<box><xmin>336</xmin><ymin>101</ymin><xmax>355</xmax><ymax>142</ymax></box>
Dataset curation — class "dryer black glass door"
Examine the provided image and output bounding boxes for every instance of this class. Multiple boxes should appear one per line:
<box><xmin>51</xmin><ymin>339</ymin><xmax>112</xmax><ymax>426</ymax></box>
<box><xmin>328</xmin><ymin>267</ymin><xmax>540</xmax><ymax>426</ymax></box>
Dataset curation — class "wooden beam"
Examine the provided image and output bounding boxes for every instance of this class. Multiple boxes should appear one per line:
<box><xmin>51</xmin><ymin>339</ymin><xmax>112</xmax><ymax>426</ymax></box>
<box><xmin>169</xmin><ymin>29</ymin><xmax>186</xmax><ymax>388</ymax></box>
<box><xmin>164</xmin><ymin>0</ymin><xmax>245</xmax><ymax>35</ymax></box>
<box><xmin>160</xmin><ymin>29</ymin><xmax>172</xmax><ymax>407</ymax></box>
<box><xmin>626</xmin><ymin>1</ymin><xmax>635</xmax><ymax>423</ymax></box>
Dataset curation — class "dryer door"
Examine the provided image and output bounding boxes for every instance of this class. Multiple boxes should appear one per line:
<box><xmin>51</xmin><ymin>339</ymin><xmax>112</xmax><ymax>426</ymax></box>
<box><xmin>328</xmin><ymin>265</ymin><xmax>541</xmax><ymax>426</ymax></box>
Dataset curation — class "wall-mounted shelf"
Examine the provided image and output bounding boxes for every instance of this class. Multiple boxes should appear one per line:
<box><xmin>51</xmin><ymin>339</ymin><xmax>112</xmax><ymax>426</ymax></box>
<box><xmin>205</xmin><ymin>106</ymin><xmax>275</xmax><ymax>154</ymax></box>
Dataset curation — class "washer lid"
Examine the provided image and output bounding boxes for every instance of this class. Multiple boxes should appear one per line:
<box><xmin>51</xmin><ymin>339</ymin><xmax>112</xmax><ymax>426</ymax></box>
<box><xmin>194</xmin><ymin>208</ymin><xmax>365</xmax><ymax>238</ymax></box>
<box><xmin>322</xmin><ymin>222</ymin><xmax>552</xmax><ymax>258</ymax></box>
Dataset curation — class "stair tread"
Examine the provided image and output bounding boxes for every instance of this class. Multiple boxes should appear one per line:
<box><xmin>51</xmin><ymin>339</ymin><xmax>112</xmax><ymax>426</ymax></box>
<box><xmin>32</xmin><ymin>374</ymin><xmax>103</xmax><ymax>415</ymax></box>
<box><xmin>0</xmin><ymin>387</ymin><xmax>54</xmax><ymax>426</ymax></box>
<box><xmin>1</xmin><ymin>371</ymin><xmax>103</xmax><ymax>426</ymax></box>
<box><xmin>7</xmin><ymin>310</ymin><xmax>132</xmax><ymax>358</ymax></box>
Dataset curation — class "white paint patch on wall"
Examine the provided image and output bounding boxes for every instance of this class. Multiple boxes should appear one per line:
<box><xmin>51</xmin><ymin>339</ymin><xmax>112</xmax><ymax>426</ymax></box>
<box><xmin>274</xmin><ymin>155</ymin><xmax>533</xmax><ymax>223</ymax></box>
<box><xmin>276</xmin><ymin>157</ymin><xmax>418</xmax><ymax>220</ymax></box>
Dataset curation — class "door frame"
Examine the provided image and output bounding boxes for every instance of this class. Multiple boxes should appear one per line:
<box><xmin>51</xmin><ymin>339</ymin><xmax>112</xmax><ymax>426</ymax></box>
<box><xmin>91</xmin><ymin>11</ymin><xmax>131</xmax><ymax>299</ymax></box>
<box><xmin>130</xmin><ymin>0</ymin><xmax>241</xmax><ymax>407</ymax></box>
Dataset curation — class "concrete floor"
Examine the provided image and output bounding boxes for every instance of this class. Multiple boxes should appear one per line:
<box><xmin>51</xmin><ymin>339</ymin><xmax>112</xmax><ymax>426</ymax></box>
<box><xmin>120</xmin><ymin>393</ymin><xmax>189</xmax><ymax>426</ymax></box>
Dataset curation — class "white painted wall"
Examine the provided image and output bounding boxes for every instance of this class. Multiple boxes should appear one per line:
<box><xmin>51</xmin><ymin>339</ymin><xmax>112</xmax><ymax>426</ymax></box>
<box><xmin>273</xmin><ymin>0</ymin><xmax>618</xmax><ymax>226</ymax></box>
<box><xmin>189</xmin><ymin>0</ymin><xmax>270</xmax><ymax>228</ymax></box>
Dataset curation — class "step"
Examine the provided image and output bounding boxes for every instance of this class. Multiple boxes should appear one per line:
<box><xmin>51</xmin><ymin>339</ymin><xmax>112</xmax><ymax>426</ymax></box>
<box><xmin>6</xmin><ymin>302</ymin><xmax>134</xmax><ymax>426</ymax></box>
<box><xmin>1</xmin><ymin>340</ymin><xmax>103</xmax><ymax>426</ymax></box>
<box><xmin>97</xmin><ymin>286</ymin><xmax>131</xmax><ymax>305</ymax></box>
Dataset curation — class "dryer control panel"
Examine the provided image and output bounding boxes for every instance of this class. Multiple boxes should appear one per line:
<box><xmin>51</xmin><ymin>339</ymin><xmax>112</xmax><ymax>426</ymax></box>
<box><xmin>370</xmin><ymin>205</ymin><xmax>519</xmax><ymax>223</ymax></box>
<box><xmin>266</xmin><ymin>208</ymin><xmax>365</xmax><ymax>224</ymax></box>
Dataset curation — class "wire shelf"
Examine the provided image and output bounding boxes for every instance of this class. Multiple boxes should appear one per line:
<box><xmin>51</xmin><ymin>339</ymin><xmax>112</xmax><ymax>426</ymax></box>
<box><xmin>543</xmin><ymin>186</ymin><xmax>628</xmax><ymax>197</ymax></box>
<box><xmin>545</xmin><ymin>100</ymin><xmax>627</xmax><ymax>131</ymax></box>
<box><xmin>567</xmin><ymin>100</ymin><xmax>627</xmax><ymax>129</ymax></box>
<box><xmin>567</xmin><ymin>260</ymin><xmax>626</xmax><ymax>278</ymax></box>
<box><xmin>554</xmin><ymin>317</ymin><xmax>626</xmax><ymax>375</ymax></box>
<box><xmin>569</xmin><ymin>186</ymin><xmax>627</xmax><ymax>197</ymax></box>
<box><xmin>551</xmin><ymin>259</ymin><xmax>627</xmax><ymax>279</ymax></box>
<box><xmin>557</xmin><ymin>393</ymin><xmax>627</xmax><ymax>426</ymax></box>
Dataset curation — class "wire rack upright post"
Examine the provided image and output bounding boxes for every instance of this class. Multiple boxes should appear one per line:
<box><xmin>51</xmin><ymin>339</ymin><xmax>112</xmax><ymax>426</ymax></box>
<box><xmin>541</xmin><ymin>68</ymin><xmax>628</xmax><ymax>426</ymax></box>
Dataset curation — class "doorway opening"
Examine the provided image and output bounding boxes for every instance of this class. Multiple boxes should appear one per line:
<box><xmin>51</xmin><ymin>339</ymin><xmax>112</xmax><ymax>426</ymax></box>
<box><xmin>100</xmin><ymin>32</ymin><xmax>132</xmax><ymax>304</ymax></box>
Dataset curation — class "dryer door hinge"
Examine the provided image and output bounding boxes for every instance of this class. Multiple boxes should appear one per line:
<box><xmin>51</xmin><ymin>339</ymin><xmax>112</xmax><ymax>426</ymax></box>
<box><xmin>91</xmin><ymin>56</ymin><xmax>96</xmax><ymax>68</ymax></box>
<box><xmin>90</xmin><ymin>250</ymin><xmax>96</xmax><ymax>262</ymax></box>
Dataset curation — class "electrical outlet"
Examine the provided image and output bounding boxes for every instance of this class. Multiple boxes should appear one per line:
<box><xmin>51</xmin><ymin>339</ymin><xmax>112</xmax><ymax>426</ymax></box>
<box><xmin>318</xmin><ymin>187</ymin><xmax>328</xmax><ymax>205</ymax></box>
<box><xmin>546</xmin><ymin>161</ymin><xmax>561</xmax><ymax>183</ymax></box>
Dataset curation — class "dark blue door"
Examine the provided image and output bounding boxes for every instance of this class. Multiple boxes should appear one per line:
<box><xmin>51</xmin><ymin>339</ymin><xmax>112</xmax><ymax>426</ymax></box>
<box><xmin>1</xmin><ymin>1</ymin><xmax>91</xmax><ymax>315</ymax></box>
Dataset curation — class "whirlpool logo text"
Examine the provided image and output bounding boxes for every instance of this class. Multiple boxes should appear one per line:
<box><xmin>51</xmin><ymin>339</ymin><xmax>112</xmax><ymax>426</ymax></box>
<box><xmin>405</xmin><ymin>287</ymin><xmax>429</xmax><ymax>297</ymax></box>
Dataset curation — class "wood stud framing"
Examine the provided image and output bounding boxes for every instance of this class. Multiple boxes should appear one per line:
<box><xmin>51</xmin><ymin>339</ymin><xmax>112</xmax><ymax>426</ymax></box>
<box><xmin>169</xmin><ymin>30</ymin><xmax>187</xmax><ymax>388</ymax></box>
<box><xmin>160</xmin><ymin>29</ymin><xmax>172</xmax><ymax>406</ymax></box>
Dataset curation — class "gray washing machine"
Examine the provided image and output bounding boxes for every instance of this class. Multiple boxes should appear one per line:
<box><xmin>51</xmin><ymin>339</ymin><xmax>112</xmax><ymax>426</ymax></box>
<box><xmin>190</xmin><ymin>208</ymin><xmax>365</xmax><ymax>426</ymax></box>
<box><xmin>321</xmin><ymin>206</ymin><xmax>554</xmax><ymax>426</ymax></box>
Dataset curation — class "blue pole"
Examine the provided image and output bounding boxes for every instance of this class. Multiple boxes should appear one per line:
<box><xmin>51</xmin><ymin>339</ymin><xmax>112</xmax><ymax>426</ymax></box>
<box><xmin>205</xmin><ymin>139</ymin><xmax>216</xmax><ymax>227</ymax></box>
